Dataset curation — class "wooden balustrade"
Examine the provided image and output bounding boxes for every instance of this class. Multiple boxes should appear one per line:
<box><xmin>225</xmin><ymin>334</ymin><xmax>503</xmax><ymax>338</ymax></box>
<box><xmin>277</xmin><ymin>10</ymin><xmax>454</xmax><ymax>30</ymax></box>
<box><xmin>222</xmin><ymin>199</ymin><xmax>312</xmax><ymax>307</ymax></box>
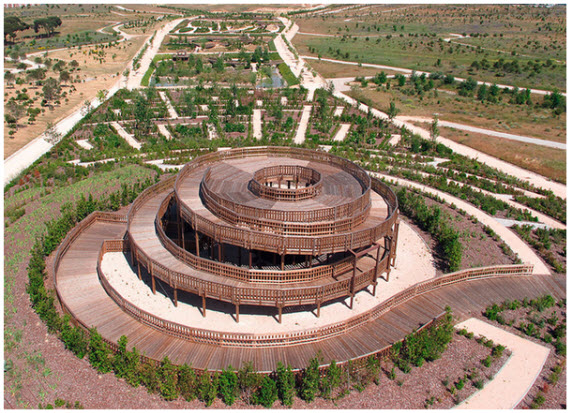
<box><xmin>95</xmin><ymin>236</ymin><xmax>534</xmax><ymax>348</ymax></box>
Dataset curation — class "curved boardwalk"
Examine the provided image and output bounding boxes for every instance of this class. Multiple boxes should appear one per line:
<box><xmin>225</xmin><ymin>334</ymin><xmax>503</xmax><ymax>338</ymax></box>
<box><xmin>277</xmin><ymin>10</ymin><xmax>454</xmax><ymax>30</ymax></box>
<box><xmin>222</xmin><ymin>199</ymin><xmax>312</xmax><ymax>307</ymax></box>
<box><xmin>55</xmin><ymin>218</ymin><xmax>566</xmax><ymax>372</ymax></box>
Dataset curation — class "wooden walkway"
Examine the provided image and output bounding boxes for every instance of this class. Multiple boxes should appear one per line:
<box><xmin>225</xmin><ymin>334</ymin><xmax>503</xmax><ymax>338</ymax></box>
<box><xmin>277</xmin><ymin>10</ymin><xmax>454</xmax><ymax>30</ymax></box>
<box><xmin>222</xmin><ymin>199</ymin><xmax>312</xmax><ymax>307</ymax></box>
<box><xmin>55</xmin><ymin>219</ymin><xmax>566</xmax><ymax>372</ymax></box>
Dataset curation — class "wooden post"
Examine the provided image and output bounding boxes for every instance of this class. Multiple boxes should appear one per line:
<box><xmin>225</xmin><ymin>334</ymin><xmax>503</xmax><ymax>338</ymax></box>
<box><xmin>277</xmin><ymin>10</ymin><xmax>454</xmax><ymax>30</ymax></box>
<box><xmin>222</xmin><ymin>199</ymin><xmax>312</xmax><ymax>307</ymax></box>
<box><xmin>249</xmin><ymin>250</ymin><xmax>253</xmax><ymax>269</ymax></box>
<box><xmin>177</xmin><ymin>207</ymin><xmax>182</xmax><ymax>247</ymax></box>
<box><xmin>218</xmin><ymin>242</ymin><xmax>222</xmax><ymax>262</ymax></box>
<box><xmin>202</xmin><ymin>294</ymin><xmax>207</xmax><ymax>317</ymax></box>
<box><xmin>350</xmin><ymin>255</ymin><xmax>357</xmax><ymax>309</ymax></box>
<box><xmin>309</xmin><ymin>255</ymin><xmax>313</xmax><ymax>268</ymax></box>
<box><xmin>373</xmin><ymin>244</ymin><xmax>381</xmax><ymax>295</ymax></box>
<box><xmin>195</xmin><ymin>231</ymin><xmax>200</xmax><ymax>256</ymax></box>
<box><xmin>174</xmin><ymin>288</ymin><xmax>178</xmax><ymax>307</ymax></box>
<box><xmin>210</xmin><ymin>239</ymin><xmax>214</xmax><ymax>259</ymax></box>
<box><xmin>280</xmin><ymin>254</ymin><xmax>285</xmax><ymax>271</ymax></box>
<box><xmin>316</xmin><ymin>301</ymin><xmax>321</xmax><ymax>318</ymax></box>
<box><xmin>137</xmin><ymin>261</ymin><xmax>142</xmax><ymax>280</ymax></box>
<box><xmin>278</xmin><ymin>305</ymin><xmax>283</xmax><ymax>324</ymax></box>
<box><xmin>181</xmin><ymin>221</ymin><xmax>185</xmax><ymax>250</ymax></box>
<box><xmin>151</xmin><ymin>273</ymin><xmax>156</xmax><ymax>294</ymax></box>
<box><xmin>235</xmin><ymin>302</ymin><xmax>240</xmax><ymax>323</ymax></box>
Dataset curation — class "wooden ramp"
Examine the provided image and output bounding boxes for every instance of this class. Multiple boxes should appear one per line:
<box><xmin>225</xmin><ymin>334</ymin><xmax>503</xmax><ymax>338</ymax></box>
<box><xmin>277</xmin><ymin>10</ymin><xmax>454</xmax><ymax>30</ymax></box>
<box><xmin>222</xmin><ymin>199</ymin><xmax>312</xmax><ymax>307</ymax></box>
<box><xmin>55</xmin><ymin>219</ymin><xmax>566</xmax><ymax>372</ymax></box>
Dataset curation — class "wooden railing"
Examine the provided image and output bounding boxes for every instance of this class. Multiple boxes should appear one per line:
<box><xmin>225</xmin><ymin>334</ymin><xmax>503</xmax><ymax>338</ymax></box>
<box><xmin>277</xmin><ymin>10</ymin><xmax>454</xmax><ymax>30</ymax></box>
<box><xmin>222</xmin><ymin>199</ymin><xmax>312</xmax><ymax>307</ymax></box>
<box><xmin>96</xmin><ymin>239</ymin><xmax>534</xmax><ymax>348</ymax></box>
<box><xmin>250</xmin><ymin>165</ymin><xmax>322</xmax><ymax>201</ymax></box>
<box><xmin>155</xmin><ymin>193</ymin><xmax>355</xmax><ymax>284</ymax></box>
<box><xmin>201</xmin><ymin>171</ymin><xmax>371</xmax><ymax>236</ymax></box>
<box><xmin>129</xmin><ymin>229</ymin><xmax>387</xmax><ymax>308</ymax></box>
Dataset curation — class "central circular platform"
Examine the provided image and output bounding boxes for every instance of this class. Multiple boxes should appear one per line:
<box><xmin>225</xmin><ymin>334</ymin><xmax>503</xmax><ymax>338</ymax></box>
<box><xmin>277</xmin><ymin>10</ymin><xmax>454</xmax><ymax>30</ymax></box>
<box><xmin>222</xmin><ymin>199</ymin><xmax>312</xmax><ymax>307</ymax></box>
<box><xmin>250</xmin><ymin>165</ymin><xmax>322</xmax><ymax>201</ymax></box>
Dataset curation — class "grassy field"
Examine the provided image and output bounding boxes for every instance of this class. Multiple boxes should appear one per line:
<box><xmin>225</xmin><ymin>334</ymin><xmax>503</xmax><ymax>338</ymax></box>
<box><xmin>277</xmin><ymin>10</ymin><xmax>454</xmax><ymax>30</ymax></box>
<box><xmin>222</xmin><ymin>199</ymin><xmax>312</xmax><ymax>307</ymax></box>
<box><xmin>292</xmin><ymin>4</ymin><xmax>565</xmax><ymax>91</ymax></box>
<box><xmin>306</xmin><ymin>58</ymin><xmax>404</xmax><ymax>78</ymax></box>
<box><xmin>436</xmin><ymin>125</ymin><xmax>565</xmax><ymax>183</ymax></box>
<box><xmin>346</xmin><ymin>85</ymin><xmax>566</xmax><ymax>143</ymax></box>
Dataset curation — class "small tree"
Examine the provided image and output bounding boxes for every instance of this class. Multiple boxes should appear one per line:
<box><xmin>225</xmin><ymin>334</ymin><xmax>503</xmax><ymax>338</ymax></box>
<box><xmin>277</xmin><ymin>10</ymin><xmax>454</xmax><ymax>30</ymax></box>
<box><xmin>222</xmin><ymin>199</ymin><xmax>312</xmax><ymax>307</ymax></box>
<box><xmin>299</xmin><ymin>354</ymin><xmax>321</xmax><ymax>402</ymax></box>
<box><xmin>5</xmin><ymin>71</ymin><xmax>16</xmax><ymax>88</ymax></box>
<box><xmin>238</xmin><ymin>362</ymin><xmax>263</xmax><ymax>404</ymax></box>
<box><xmin>257</xmin><ymin>376</ymin><xmax>278</xmax><ymax>408</ymax></box>
<box><xmin>158</xmin><ymin>357</ymin><xmax>179</xmax><ymax>400</ymax></box>
<box><xmin>320</xmin><ymin>359</ymin><xmax>342</xmax><ymax>399</ymax></box>
<box><xmin>178</xmin><ymin>364</ymin><xmax>198</xmax><ymax>401</ymax></box>
<box><xmin>219</xmin><ymin>366</ymin><xmax>238</xmax><ymax>406</ymax></box>
<box><xmin>44</xmin><ymin>122</ymin><xmax>62</xmax><ymax>145</ymax></box>
<box><xmin>387</xmin><ymin>101</ymin><xmax>399</xmax><ymax>120</ymax></box>
<box><xmin>59</xmin><ymin>70</ymin><xmax>71</xmax><ymax>85</ymax></box>
<box><xmin>198</xmin><ymin>370</ymin><xmax>219</xmax><ymax>407</ymax></box>
<box><xmin>42</xmin><ymin>77</ymin><xmax>61</xmax><ymax>107</ymax></box>
<box><xmin>275</xmin><ymin>362</ymin><xmax>295</xmax><ymax>406</ymax></box>
<box><xmin>96</xmin><ymin>89</ymin><xmax>107</xmax><ymax>103</ymax></box>
<box><xmin>430</xmin><ymin>114</ymin><xmax>439</xmax><ymax>141</ymax></box>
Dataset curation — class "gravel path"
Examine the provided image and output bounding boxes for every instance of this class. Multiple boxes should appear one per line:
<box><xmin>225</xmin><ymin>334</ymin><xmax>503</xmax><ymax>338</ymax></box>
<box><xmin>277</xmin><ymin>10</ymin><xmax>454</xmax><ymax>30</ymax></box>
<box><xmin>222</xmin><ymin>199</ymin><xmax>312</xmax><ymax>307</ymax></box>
<box><xmin>158</xmin><ymin>91</ymin><xmax>179</xmax><ymax>119</ymax></box>
<box><xmin>397</xmin><ymin>116</ymin><xmax>566</xmax><ymax>149</ymax></box>
<box><xmin>157</xmin><ymin>124</ymin><xmax>172</xmax><ymax>140</ymax></box>
<box><xmin>294</xmin><ymin>105</ymin><xmax>312</xmax><ymax>144</ymax></box>
<box><xmin>252</xmin><ymin>109</ymin><xmax>262</xmax><ymax>139</ymax></box>
<box><xmin>455</xmin><ymin>318</ymin><xmax>550</xmax><ymax>409</ymax></box>
<box><xmin>333</xmin><ymin>123</ymin><xmax>351</xmax><ymax>141</ymax></box>
<box><xmin>110</xmin><ymin>122</ymin><xmax>141</xmax><ymax>149</ymax></box>
<box><xmin>373</xmin><ymin>172</ymin><xmax>551</xmax><ymax>274</ymax></box>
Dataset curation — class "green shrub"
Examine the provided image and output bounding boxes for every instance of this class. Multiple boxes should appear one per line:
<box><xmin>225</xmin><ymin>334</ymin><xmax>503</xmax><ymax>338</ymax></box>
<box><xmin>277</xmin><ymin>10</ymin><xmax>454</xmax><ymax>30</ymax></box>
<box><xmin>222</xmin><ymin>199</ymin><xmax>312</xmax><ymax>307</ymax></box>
<box><xmin>473</xmin><ymin>379</ymin><xmax>484</xmax><ymax>389</ymax></box>
<box><xmin>554</xmin><ymin>340</ymin><xmax>566</xmax><ymax>356</ymax></box>
<box><xmin>530</xmin><ymin>392</ymin><xmax>546</xmax><ymax>409</ymax></box>
<box><xmin>299</xmin><ymin>355</ymin><xmax>321</xmax><ymax>402</ymax></box>
<box><xmin>178</xmin><ymin>364</ymin><xmax>198</xmax><ymax>401</ymax></box>
<box><xmin>198</xmin><ymin>370</ymin><xmax>219</xmax><ymax>407</ymax></box>
<box><xmin>319</xmin><ymin>359</ymin><xmax>341</xmax><ymax>400</ymax></box>
<box><xmin>157</xmin><ymin>357</ymin><xmax>179</xmax><ymax>401</ymax></box>
<box><xmin>491</xmin><ymin>344</ymin><xmax>505</xmax><ymax>358</ymax></box>
<box><xmin>483</xmin><ymin>304</ymin><xmax>501</xmax><ymax>321</ymax></box>
<box><xmin>112</xmin><ymin>336</ymin><xmax>141</xmax><ymax>387</ymax></box>
<box><xmin>481</xmin><ymin>356</ymin><xmax>492</xmax><ymax>368</ymax></box>
<box><xmin>552</xmin><ymin>323</ymin><xmax>566</xmax><ymax>340</ymax></box>
<box><xmin>88</xmin><ymin>327</ymin><xmax>111</xmax><ymax>373</ymax></box>
<box><xmin>238</xmin><ymin>362</ymin><xmax>263</xmax><ymax>404</ymax></box>
<box><xmin>543</xmin><ymin>333</ymin><xmax>553</xmax><ymax>344</ymax></box>
<box><xmin>365</xmin><ymin>356</ymin><xmax>381</xmax><ymax>385</ymax></box>
<box><xmin>60</xmin><ymin>317</ymin><xmax>88</xmax><ymax>359</ymax></box>
<box><xmin>455</xmin><ymin>378</ymin><xmax>465</xmax><ymax>390</ymax></box>
<box><xmin>276</xmin><ymin>362</ymin><xmax>295</xmax><ymax>406</ymax></box>
<box><xmin>256</xmin><ymin>376</ymin><xmax>278</xmax><ymax>408</ymax></box>
<box><xmin>219</xmin><ymin>366</ymin><xmax>238</xmax><ymax>406</ymax></box>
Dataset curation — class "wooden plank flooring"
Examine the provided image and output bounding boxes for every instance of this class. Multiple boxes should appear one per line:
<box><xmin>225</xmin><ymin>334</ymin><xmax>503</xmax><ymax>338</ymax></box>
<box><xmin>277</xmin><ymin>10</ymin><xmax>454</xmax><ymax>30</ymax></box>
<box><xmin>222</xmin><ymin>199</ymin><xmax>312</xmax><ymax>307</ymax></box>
<box><xmin>56</xmin><ymin>219</ymin><xmax>566</xmax><ymax>372</ymax></box>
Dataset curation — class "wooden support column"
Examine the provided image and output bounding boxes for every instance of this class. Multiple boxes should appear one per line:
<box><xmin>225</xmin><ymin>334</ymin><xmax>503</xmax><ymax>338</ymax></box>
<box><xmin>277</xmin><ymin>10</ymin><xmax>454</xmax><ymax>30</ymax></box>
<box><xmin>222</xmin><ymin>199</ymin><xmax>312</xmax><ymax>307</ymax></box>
<box><xmin>177</xmin><ymin>206</ymin><xmax>183</xmax><ymax>247</ymax></box>
<box><xmin>218</xmin><ymin>242</ymin><xmax>222</xmax><ymax>262</ymax></box>
<box><xmin>391</xmin><ymin>221</ymin><xmax>400</xmax><ymax>265</ymax></box>
<box><xmin>202</xmin><ymin>294</ymin><xmax>207</xmax><ymax>317</ymax></box>
<box><xmin>195</xmin><ymin>231</ymin><xmax>200</xmax><ymax>256</ymax></box>
<box><xmin>173</xmin><ymin>288</ymin><xmax>178</xmax><ymax>307</ymax></box>
<box><xmin>316</xmin><ymin>301</ymin><xmax>321</xmax><ymax>318</ymax></box>
<box><xmin>181</xmin><ymin>221</ymin><xmax>185</xmax><ymax>250</ymax></box>
<box><xmin>151</xmin><ymin>273</ymin><xmax>156</xmax><ymax>294</ymax></box>
<box><xmin>309</xmin><ymin>255</ymin><xmax>313</xmax><ymax>268</ymax></box>
<box><xmin>210</xmin><ymin>239</ymin><xmax>214</xmax><ymax>259</ymax></box>
<box><xmin>249</xmin><ymin>250</ymin><xmax>253</xmax><ymax>269</ymax></box>
<box><xmin>278</xmin><ymin>305</ymin><xmax>283</xmax><ymax>324</ymax></box>
<box><xmin>280</xmin><ymin>254</ymin><xmax>285</xmax><ymax>271</ymax></box>
<box><xmin>373</xmin><ymin>244</ymin><xmax>381</xmax><ymax>295</ymax></box>
<box><xmin>350</xmin><ymin>255</ymin><xmax>357</xmax><ymax>309</ymax></box>
<box><xmin>137</xmin><ymin>261</ymin><xmax>142</xmax><ymax>280</ymax></box>
<box><xmin>235</xmin><ymin>302</ymin><xmax>240</xmax><ymax>323</ymax></box>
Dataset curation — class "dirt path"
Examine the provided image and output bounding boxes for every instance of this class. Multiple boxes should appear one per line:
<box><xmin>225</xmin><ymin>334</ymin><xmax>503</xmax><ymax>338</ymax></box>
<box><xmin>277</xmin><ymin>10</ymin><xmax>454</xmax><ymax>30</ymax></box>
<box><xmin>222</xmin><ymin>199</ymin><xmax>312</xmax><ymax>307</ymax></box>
<box><xmin>110</xmin><ymin>122</ymin><xmax>141</xmax><ymax>150</ymax></box>
<box><xmin>397</xmin><ymin>116</ymin><xmax>566</xmax><ymax>149</ymax></box>
<box><xmin>333</xmin><ymin>123</ymin><xmax>351</xmax><ymax>142</ymax></box>
<box><xmin>157</xmin><ymin>124</ymin><xmax>172</xmax><ymax>141</ymax></box>
<box><xmin>372</xmin><ymin>172</ymin><xmax>551</xmax><ymax>275</ymax></box>
<box><xmin>158</xmin><ymin>91</ymin><xmax>179</xmax><ymax>119</ymax></box>
<box><xmin>252</xmin><ymin>109</ymin><xmax>262</xmax><ymax>139</ymax></box>
<box><xmin>455</xmin><ymin>318</ymin><xmax>550</xmax><ymax>409</ymax></box>
<box><xmin>294</xmin><ymin>105</ymin><xmax>312</xmax><ymax>144</ymax></box>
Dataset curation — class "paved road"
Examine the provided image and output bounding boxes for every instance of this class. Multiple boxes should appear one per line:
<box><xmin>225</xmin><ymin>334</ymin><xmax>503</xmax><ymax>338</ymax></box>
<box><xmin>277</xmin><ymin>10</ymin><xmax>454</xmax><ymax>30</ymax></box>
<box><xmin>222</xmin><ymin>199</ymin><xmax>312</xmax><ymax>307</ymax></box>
<box><xmin>397</xmin><ymin>116</ymin><xmax>566</xmax><ymax>150</ymax></box>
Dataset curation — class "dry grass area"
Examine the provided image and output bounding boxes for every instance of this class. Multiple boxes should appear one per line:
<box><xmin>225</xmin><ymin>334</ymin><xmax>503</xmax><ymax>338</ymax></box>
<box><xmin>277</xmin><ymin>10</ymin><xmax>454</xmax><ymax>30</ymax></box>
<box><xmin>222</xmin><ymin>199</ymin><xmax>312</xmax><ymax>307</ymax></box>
<box><xmin>308</xmin><ymin>59</ymin><xmax>404</xmax><ymax>78</ymax></box>
<box><xmin>347</xmin><ymin>86</ymin><xmax>566</xmax><ymax>143</ymax></box>
<box><xmin>436</xmin><ymin>125</ymin><xmax>566</xmax><ymax>183</ymax></box>
<box><xmin>4</xmin><ymin>35</ymin><xmax>148</xmax><ymax>158</ymax></box>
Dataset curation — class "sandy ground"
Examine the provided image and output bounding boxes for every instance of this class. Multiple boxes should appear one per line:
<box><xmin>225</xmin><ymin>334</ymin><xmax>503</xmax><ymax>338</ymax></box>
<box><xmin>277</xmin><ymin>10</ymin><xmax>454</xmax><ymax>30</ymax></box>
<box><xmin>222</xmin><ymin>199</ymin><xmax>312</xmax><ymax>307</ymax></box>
<box><xmin>333</xmin><ymin>106</ymin><xmax>344</xmax><ymax>117</ymax></box>
<box><xmin>252</xmin><ymin>109</ymin><xmax>262</xmax><ymax>139</ymax></box>
<box><xmin>158</xmin><ymin>91</ymin><xmax>179</xmax><ymax>119</ymax></box>
<box><xmin>75</xmin><ymin>139</ymin><xmax>94</xmax><ymax>150</ymax></box>
<box><xmin>374</xmin><ymin>173</ymin><xmax>551</xmax><ymax>275</ymax></box>
<box><xmin>333</xmin><ymin>123</ymin><xmax>351</xmax><ymax>142</ymax></box>
<box><xmin>294</xmin><ymin>105</ymin><xmax>312</xmax><ymax>144</ymax></box>
<box><xmin>397</xmin><ymin>116</ymin><xmax>566</xmax><ymax>150</ymax></box>
<box><xmin>455</xmin><ymin>318</ymin><xmax>550</xmax><ymax>409</ymax></box>
<box><xmin>100</xmin><ymin>220</ymin><xmax>435</xmax><ymax>334</ymax></box>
